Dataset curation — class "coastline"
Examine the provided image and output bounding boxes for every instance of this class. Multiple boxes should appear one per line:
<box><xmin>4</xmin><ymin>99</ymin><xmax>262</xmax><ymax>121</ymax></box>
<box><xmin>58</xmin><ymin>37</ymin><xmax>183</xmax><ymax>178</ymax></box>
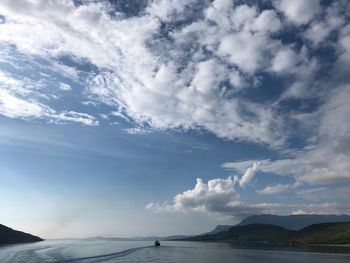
<box><xmin>169</xmin><ymin>240</ymin><xmax>350</xmax><ymax>254</ymax></box>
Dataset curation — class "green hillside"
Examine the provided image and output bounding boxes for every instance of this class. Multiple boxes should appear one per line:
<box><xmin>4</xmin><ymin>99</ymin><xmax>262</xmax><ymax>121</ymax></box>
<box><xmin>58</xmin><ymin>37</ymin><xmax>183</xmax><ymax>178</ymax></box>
<box><xmin>291</xmin><ymin>222</ymin><xmax>350</xmax><ymax>245</ymax></box>
<box><xmin>182</xmin><ymin>223</ymin><xmax>293</xmax><ymax>242</ymax></box>
<box><xmin>178</xmin><ymin>222</ymin><xmax>350</xmax><ymax>245</ymax></box>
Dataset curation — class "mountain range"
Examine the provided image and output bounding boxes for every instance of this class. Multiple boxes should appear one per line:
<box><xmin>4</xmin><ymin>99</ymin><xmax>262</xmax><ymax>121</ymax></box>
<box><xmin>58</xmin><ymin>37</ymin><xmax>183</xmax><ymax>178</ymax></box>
<box><xmin>182</xmin><ymin>222</ymin><xmax>350</xmax><ymax>245</ymax></box>
<box><xmin>176</xmin><ymin>214</ymin><xmax>350</xmax><ymax>245</ymax></box>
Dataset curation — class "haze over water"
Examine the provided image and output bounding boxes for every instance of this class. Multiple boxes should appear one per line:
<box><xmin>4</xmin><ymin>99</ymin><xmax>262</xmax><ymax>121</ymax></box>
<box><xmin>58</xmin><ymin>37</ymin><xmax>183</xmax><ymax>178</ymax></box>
<box><xmin>1</xmin><ymin>240</ymin><xmax>350</xmax><ymax>263</ymax></box>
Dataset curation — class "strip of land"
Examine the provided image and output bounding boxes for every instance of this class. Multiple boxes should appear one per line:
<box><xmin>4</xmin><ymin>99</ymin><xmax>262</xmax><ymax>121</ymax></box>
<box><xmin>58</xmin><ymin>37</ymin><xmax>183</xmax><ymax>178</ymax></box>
<box><xmin>0</xmin><ymin>224</ymin><xmax>43</xmax><ymax>245</ymax></box>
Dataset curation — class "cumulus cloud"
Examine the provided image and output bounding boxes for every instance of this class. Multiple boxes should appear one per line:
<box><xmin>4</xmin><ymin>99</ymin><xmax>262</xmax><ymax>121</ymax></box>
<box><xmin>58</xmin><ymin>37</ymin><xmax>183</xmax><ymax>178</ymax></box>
<box><xmin>305</xmin><ymin>19</ymin><xmax>344</xmax><ymax>46</ymax></box>
<box><xmin>304</xmin><ymin>2</ymin><xmax>348</xmax><ymax>46</ymax></box>
<box><xmin>146</xmin><ymin>176</ymin><xmax>279</xmax><ymax>218</ymax></box>
<box><xmin>274</xmin><ymin>0</ymin><xmax>320</xmax><ymax>25</ymax></box>
<box><xmin>218</xmin><ymin>32</ymin><xmax>273</xmax><ymax>73</ymax></box>
<box><xmin>251</xmin><ymin>10</ymin><xmax>282</xmax><ymax>33</ymax></box>
<box><xmin>271</xmin><ymin>47</ymin><xmax>300</xmax><ymax>73</ymax></box>
<box><xmin>146</xmin><ymin>176</ymin><xmax>349</xmax><ymax>217</ymax></box>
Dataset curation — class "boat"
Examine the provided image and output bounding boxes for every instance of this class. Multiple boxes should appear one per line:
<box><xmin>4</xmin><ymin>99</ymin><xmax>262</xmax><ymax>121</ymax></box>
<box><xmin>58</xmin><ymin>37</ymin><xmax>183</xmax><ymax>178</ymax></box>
<box><xmin>154</xmin><ymin>240</ymin><xmax>160</xmax><ymax>247</ymax></box>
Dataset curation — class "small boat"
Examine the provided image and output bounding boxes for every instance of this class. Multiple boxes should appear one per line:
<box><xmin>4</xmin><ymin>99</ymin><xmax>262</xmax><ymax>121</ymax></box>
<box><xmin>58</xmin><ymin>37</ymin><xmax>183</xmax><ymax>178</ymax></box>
<box><xmin>154</xmin><ymin>240</ymin><xmax>160</xmax><ymax>247</ymax></box>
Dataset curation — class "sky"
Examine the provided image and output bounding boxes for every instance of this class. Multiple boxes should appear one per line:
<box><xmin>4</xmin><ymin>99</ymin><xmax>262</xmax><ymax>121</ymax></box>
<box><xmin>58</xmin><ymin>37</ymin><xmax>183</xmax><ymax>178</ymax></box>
<box><xmin>0</xmin><ymin>0</ymin><xmax>349</xmax><ymax>239</ymax></box>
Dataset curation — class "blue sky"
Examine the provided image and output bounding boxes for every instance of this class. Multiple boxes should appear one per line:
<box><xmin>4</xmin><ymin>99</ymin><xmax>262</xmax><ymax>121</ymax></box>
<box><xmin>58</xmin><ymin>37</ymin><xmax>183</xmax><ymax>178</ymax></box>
<box><xmin>0</xmin><ymin>0</ymin><xmax>349</xmax><ymax>238</ymax></box>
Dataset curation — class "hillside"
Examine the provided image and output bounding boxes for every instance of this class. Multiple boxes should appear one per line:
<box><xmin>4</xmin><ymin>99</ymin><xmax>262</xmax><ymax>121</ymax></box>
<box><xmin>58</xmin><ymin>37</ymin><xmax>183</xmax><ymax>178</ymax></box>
<box><xmin>0</xmin><ymin>224</ymin><xmax>43</xmax><ymax>245</ymax></box>
<box><xmin>177</xmin><ymin>222</ymin><xmax>350</xmax><ymax>245</ymax></box>
<box><xmin>237</xmin><ymin>214</ymin><xmax>350</xmax><ymax>230</ymax></box>
<box><xmin>291</xmin><ymin>222</ymin><xmax>350</xmax><ymax>245</ymax></box>
<box><xmin>182</xmin><ymin>224</ymin><xmax>293</xmax><ymax>242</ymax></box>
<box><xmin>203</xmin><ymin>225</ymin><xmax>232</xmax><ymax>235</ymax></box>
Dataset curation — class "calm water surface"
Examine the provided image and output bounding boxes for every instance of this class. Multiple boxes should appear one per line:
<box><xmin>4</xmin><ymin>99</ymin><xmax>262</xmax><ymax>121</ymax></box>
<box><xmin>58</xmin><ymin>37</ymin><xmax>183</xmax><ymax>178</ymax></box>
<box><xmin>0</xmin><ymin>240</ymin><xmax>349</xmax><ymax>263</ymax></box>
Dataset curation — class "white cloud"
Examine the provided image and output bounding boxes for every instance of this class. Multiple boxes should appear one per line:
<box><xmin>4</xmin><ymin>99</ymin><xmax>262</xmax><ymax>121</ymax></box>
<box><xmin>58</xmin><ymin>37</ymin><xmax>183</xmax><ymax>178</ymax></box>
<box><xmin>257</xmin><ymin>184</ymin><xmax>291</xmax><ymax>195</ymax></box>
<box><xmin>146</xmin><ymin>175</ymin><xmax>349</xmax><ymax>217</ymax></box>
<box><xmin>0</xmin><ymin>89</ymin><xmax>98</xmax><ymax>125</ymax></box>
<box><xmin>305</xmin><ymin>18</ymin><xmax>344</xmax><ymax>46</ymax></box>
<box><xmin>52</xmin><ymin>111</ymin><xmax>98</xmax><ymax>126</ymax></box>
<box><xmin>230</xmin><ymin>4</ymin><xmax>257</xmax><ymax>30</ymax></box>
<box><xmin>239</xmin><ymin>161</ymin><xmax>259</xmax><ymax>187</ymax></box>
<box><xmin>271</xmin><ymin>47</ymin><xmax>300</xmax><ymax>73</ymax></box>
<box><xmin>304</xmin><ymin>3</ymin><xmax>346</xmax><ymax>46</ymax></box>
<box><xmin>110</xmin><ymin>111</ymin><xmax>130</xmax><ymax>123</ymax></box>
<box><xmin>124</xmin><ymin>127</ymin><xmax>151</xmax><ymax>135</ymax></box>
<box><xmin>229</xmin><ymin>5</ymin><xmax>281</xmax><ymax>33</ymax></box>
<box><xmin>296</xmin><ymin>186</ymin><xmax>350</xmax><ymax>202</ymax></box>
<box><xmin>257</xmin><ymin>182</ymin><xmax>301</xmax><ymax>195</ymax></box>
<box><xmin>223</xmin><ymin>85</ymin><xmax>350</xmax><ymax>185</ymax></box>
<box><xmin>0</xmin><ymin>89</ymin><xmax>45</xmax><ymax>118</ymax></box>
<box><xmin>146</xmin><ymin>176</ymin><xmax>279</xmax><ymax>218</ymax></box>
<box><xmin>0</xmin><ymin>70</ymin><xmax>98</xmax><ymax>125</ymax></box>
<box><xmin>59</xmin><ymin>83</ymin><xmax>72</xmax><ymax>91</ymax></box>
<box><xmin>336</xmin><ymin>25</ymin><xmax>350</xmax><ymax>68</ymax></box>
<box><xmin>289</xmin><ymin>202</ymin><xmax>350</xmax><ymax>215</ymax></box>
<box><xmin>146</xmin><ymin>0</ymin><xmax>199</xmax><ymax>22</ymax></box>
<box><xmin>274</xmin><ymin>0</ymin><xmax>321</xmax><ymax>25</ymax></box>
<box><xmin>250</xmin><ymin>10</ymin><xmax>281</xmax><ymax>33</ymax></box>
<box><xmin>218</xmin><ymin>32</ymin><xmax>274</xmax><ymax>73</ymax></box>
<box><xmin>292</xmin><ymin>210</ymin><xmax>307</xmax><ymax>215</ymax></box>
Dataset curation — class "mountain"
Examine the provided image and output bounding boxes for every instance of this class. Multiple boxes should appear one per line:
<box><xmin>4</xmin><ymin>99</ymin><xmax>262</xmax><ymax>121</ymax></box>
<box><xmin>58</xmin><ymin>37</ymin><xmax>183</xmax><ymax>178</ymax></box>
<box><xmin>237</xmin><ymin>214</ymin><xmax>350</xmax><ymax>230</ymax></box>
<box><xmin>0</xmin><ymin>224</ymin><xmax>43</xmax><ymax>245</ymax></box>
<box><xmin>203</xmin><ymin>225</ymin><xmax>232</xmax><ymax>235</ymax></box>
<box><xmin>182</xmin><ymin>224</ymin><xmax>293</xmax><ymax>242</ymax></box>
<box><xmin>178</xmin><ymin>222</ymin><xmax>350</xmax><ymax>245</ymax></box>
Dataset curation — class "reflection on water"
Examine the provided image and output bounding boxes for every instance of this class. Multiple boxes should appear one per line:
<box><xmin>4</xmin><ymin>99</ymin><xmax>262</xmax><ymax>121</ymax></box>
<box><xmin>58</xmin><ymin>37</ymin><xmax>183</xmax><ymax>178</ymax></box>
<box><xmin>0</xmin><ymin>240</ymin><xmax>350</xmax><ymax>263</ymax></box>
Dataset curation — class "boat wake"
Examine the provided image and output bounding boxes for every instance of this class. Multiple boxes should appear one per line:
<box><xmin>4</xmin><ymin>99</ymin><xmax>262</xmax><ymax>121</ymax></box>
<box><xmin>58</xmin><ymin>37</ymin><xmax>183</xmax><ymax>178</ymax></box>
<box><xmin>54</xmin><ymin>246</ymin><xmax>151</xmax><ymax>263</ymax></box>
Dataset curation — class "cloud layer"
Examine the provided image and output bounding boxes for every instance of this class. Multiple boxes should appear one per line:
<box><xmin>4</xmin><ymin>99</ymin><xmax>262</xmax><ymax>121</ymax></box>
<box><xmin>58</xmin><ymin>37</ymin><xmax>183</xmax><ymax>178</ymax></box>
<box><xmin>0</xmin><ymin>0</ymin><xmax>342</xmax><ymax>146</ymax></box>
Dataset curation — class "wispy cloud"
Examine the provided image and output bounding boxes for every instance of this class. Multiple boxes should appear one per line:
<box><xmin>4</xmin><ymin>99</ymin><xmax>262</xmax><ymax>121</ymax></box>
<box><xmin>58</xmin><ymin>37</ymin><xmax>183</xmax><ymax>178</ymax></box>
<box><xmin>257</xmin><ymin>182</ymin><xmax>301</xmax><ymax>195</ymax></box>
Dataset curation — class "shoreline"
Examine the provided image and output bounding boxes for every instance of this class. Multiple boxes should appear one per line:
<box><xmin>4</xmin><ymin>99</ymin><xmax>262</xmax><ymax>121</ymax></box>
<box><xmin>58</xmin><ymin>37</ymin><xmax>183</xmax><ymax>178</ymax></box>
<box><xmin>170</xmin><ymin>240</ymin><xmax>350</xmax><ymax>254</ymax></box>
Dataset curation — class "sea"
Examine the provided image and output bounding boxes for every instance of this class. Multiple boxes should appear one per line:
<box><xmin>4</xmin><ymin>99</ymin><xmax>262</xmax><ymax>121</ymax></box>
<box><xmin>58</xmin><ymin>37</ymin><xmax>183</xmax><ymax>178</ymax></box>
<box><xmin>0</xmin><ymin>239</ymin><xmax>350</xmax><ymax>263</ymax></box>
